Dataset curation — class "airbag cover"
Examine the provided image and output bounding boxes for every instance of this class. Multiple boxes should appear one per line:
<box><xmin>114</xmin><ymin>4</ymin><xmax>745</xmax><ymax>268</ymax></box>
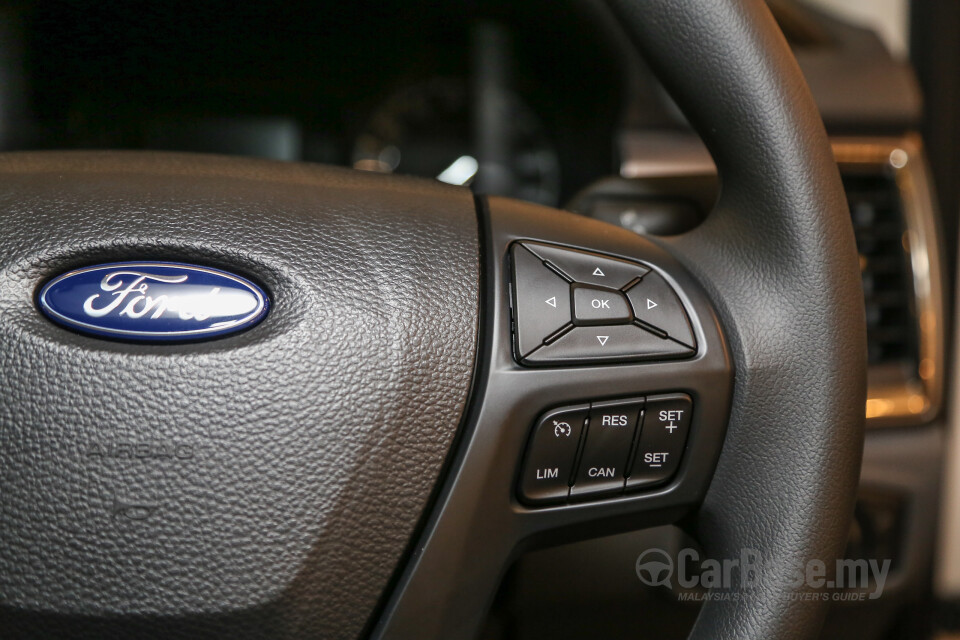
<box><xmin>0</xmin><ymin>152</ymin><xmax>479</xmax><ymax>639</ymax></box>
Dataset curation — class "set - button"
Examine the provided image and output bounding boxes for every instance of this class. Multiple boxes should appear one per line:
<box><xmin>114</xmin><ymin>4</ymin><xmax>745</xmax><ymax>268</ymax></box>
<box><xmin>518</xmin><ymin>393</ymin><xmax>694</xmax><ymax>505</ymax></box>
<box><xmin>626</xmin><ymin>393</ymin><xmax>693</xmax><ymax>489</ymax></box>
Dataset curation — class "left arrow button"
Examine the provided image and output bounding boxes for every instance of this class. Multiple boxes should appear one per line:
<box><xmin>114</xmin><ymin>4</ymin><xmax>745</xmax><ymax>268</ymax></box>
<box><xmin>511</xmin><ymin>244</ymin><xmax>573</xmax><ymax>357</ymax></box>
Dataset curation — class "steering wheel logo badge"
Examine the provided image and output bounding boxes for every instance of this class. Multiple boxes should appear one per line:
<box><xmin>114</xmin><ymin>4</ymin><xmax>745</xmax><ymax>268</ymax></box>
<box><xmin>635</xmin><ymin>549</ymin><xmax>675</xmax><ymax>587</ymax></box>
<box><xmin>552</xmin><ymin>420</ymin><xmax>572</xmax><ymax>438</ymax></box>
<box><xmin>37</xmin><ymin>261</ymin><xmax>269</xmax><ymax>343</ymax></box>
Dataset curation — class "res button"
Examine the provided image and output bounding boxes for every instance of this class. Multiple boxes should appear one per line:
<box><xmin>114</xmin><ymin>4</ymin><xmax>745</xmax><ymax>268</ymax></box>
<box><xmin>570</xmin><ymin>398</ymin><xmax>643</xmax><ymax>499</ymax></box>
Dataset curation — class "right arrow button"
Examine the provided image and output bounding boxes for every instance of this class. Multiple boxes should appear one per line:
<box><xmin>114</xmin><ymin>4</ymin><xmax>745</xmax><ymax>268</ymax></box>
<box><xmin>624</xmin><ymin>271</ymin><xmax>697</xmax><ymax>349</ymax></box>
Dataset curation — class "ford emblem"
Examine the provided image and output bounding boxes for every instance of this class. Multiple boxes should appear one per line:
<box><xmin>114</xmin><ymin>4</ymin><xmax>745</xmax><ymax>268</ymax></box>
<box><xmin>37</xmin><ymin>262</ymin><xmax>269</xmax><ymax>342</ymax></box>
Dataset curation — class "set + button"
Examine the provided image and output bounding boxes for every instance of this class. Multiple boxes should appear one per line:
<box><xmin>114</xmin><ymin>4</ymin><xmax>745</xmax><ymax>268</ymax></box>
<box><xmin>626</xmin><ymin>393</ymin><xmax>693</xmax><ymax>490</ymax></box>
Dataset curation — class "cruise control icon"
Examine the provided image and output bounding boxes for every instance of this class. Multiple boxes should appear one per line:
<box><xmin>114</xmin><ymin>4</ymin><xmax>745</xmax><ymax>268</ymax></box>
<box><xmin>553</xmin><ymin>420</ymin><xmax>572</xmax><ymax>438</ymax></box>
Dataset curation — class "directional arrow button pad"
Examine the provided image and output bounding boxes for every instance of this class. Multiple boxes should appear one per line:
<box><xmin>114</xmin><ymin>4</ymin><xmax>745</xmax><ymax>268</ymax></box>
<box><xmin>512</xmin><ymin>241</ymin><xmax>697</xmax><ymax>365</ymax></box>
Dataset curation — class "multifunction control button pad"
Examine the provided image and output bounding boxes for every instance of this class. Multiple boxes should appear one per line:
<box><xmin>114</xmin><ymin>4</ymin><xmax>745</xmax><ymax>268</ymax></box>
<box><xmin>519</xmin><ymin>393</ymin><xmax>693</xmax><ymax>505</ymax></box>
<box><xmin>510</xmin><ymin>242</ymin><xmax>697</xmax><ymax>365</ymax></box>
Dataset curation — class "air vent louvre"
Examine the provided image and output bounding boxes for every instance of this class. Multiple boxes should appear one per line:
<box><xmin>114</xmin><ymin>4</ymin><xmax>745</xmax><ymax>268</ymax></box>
<box><xmin>843</xmin><ymin>170</ymin><xmax>918</xmax><ymax>368</ymax></box>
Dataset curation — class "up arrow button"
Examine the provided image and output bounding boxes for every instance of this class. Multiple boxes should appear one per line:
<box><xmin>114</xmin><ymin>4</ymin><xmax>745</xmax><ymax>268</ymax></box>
<box><xmin>522</xmin><ymin>242</ymin><xmax>649</xmax><ymax>289</ymax></box>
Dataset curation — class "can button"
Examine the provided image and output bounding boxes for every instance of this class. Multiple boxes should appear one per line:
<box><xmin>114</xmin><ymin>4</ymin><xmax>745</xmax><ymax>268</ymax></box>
<box><xmin>570</xmin><ymin>398</ymin><xmax>643</xmax><ymax>499</ymax></box>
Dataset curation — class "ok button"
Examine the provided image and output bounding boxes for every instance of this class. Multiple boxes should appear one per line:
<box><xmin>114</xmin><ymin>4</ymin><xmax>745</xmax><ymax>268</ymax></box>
<box><xmin>572</xmin><ymin>284</ymin><xmax>632</xmax><ymax>326</ymax></box>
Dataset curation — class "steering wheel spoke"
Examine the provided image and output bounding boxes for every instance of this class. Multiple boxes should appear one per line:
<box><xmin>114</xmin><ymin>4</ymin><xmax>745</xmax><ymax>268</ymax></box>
<box><xmin>372</xmin><ymin>195</ymin><xmax>733</xmax><ymax>638</ymax></box>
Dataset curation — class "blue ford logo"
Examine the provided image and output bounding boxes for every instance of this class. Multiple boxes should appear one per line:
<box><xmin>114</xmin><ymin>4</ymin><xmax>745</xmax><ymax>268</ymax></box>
<box><xmin>37</xmin><ymin>262</ymin><xmax>269</xmax><ymax>342</ymax></box>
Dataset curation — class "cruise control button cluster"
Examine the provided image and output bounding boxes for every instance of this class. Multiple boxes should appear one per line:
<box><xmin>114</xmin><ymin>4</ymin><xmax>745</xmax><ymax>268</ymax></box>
<box><xmin>518</xmin><ymin>393</ymin><xmax>693</xmax><ymax>505</ymax></box>
<box><xmin>510</xmin><ymin>241</ymin><xmax>697</xmax><ymax>364</ymax></box>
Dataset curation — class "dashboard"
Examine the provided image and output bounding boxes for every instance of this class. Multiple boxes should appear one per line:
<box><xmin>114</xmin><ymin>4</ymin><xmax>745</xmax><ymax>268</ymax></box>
<box><xmin>22</xmin><ymin>0</ymin><xmax>625</xmax><ymax>207</ymax></box>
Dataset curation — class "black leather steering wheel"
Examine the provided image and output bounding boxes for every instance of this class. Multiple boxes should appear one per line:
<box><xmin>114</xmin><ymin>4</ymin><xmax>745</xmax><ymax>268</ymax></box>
<box><xmin>0</xmin><ymin>1</ymin><xmax>865</xmax><ymax>639</ymax></box>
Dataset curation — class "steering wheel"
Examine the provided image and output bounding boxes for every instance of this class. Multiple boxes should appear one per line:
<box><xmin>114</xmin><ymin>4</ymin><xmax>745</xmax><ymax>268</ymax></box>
<box><xmin>0</xmin><ymin>1</ymin><xmax>866</xmax><ymax>639</ymax></box>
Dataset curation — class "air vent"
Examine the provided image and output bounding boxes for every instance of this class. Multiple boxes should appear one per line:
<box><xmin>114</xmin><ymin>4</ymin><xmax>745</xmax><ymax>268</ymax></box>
<box><xmin>833</xmin><ymin>136</ymin><xmax>943</xmax><ymax>426</ymax></box>
<box><xmin>615</xmin><ymin>132</ymin><xmax>944</xmax><ymax>425</ymax></box>
<box><xmin>844</xmin><ymin>170</ymin><xmax>918</xmax><ymax>368</ymax></box>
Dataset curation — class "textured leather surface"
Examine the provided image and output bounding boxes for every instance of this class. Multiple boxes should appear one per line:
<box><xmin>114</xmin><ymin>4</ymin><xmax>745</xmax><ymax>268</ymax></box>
<box><xmin>607</xmin><ymin>1</ymin><xmax>867</xmax><ymax>639</ymax></box>
<box><xmin>0</xmin><ymin>152</ymin><xmax>479</xmax><ymax>638</ymax></box>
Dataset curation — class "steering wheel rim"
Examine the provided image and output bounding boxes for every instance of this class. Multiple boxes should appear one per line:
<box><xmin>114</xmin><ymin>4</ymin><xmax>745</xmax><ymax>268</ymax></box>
<box><xmin>0</xmin><ymin>1</ymin><xmax>865</xmax><ymax>639</ymax></box>
<box><xmin>626</xmin><ymin>0</ymin><xmax>869</xmax><ymax>636</ymax></box>
<box><xmin>374</xmin><ymin>1</ymin><xmax>866</xmax><ymax>638</ymax></box>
